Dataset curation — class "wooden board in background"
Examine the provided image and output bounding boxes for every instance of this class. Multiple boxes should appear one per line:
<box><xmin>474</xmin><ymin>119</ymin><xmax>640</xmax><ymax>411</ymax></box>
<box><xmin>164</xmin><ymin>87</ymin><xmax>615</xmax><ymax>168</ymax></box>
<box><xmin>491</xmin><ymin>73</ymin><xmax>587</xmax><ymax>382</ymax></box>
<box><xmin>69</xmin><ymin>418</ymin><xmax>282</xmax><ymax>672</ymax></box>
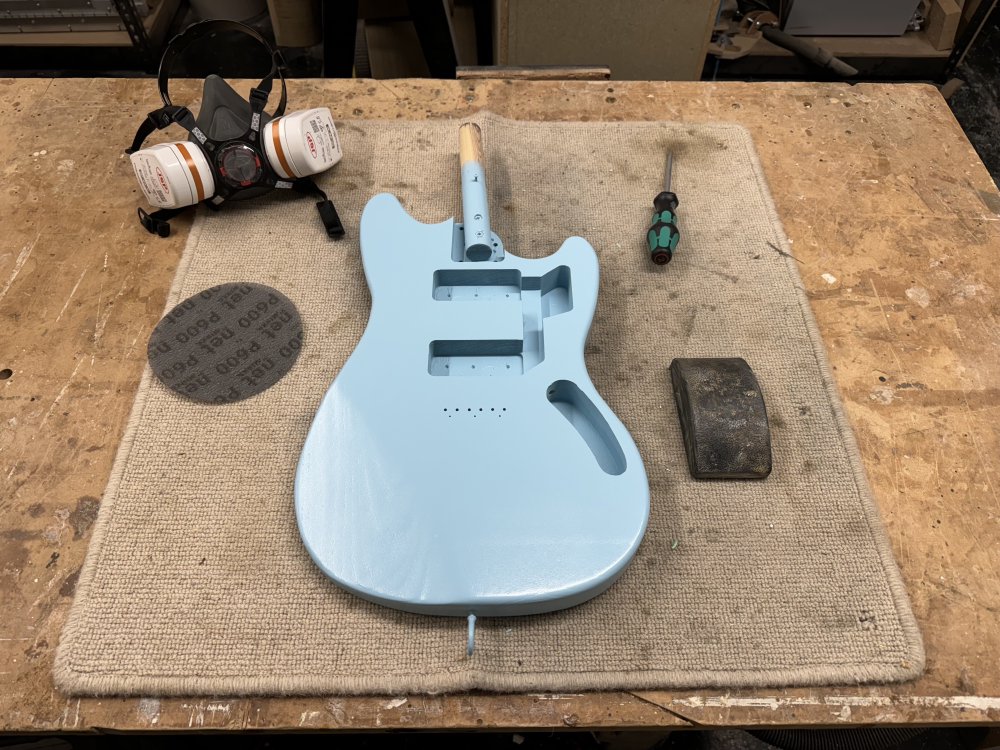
<box><xmin>494</xmin><ymin>0</ymin><xmax>719</xmax><ymax>81</ymax></box>
<box><xmin>926</xmin><ymin>0</ymin><xmax>964</xmax><ymax>50</ymax></box>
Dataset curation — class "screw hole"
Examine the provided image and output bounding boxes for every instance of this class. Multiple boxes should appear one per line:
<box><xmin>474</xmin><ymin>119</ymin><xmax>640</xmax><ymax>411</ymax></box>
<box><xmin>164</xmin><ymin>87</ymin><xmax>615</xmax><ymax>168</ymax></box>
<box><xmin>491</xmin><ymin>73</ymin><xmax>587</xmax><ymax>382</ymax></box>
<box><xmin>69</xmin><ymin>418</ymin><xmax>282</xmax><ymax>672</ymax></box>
<box><xmin>491</xmin><ymin>408</ymin><xmax>495</xmax><ymax>411</ymax></box>
<box><xmin>0</xmin><ymin>368</ymin><xmax>11</xmax><ymax>380</ymax></box>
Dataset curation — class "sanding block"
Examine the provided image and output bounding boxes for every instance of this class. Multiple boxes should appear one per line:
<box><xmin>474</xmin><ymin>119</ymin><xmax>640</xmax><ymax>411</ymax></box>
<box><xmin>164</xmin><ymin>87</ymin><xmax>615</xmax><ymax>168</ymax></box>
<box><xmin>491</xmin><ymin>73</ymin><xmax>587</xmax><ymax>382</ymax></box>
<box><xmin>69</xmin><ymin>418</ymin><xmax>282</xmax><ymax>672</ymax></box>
<box><xmin>669</xmin><ymin>357</ymin><xmax>772</xmax><ymax>479</ymax></box>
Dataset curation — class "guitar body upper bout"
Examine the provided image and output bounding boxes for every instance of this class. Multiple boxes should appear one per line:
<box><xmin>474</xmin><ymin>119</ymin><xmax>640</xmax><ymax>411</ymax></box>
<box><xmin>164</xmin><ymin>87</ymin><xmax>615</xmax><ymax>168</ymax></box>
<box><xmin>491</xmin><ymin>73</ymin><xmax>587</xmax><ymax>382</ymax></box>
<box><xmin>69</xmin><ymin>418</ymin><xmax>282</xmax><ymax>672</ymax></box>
<box><xmin>295</xmin><ymin>193</ymin><xmax>649</xmax><ymax>617</ymax></box>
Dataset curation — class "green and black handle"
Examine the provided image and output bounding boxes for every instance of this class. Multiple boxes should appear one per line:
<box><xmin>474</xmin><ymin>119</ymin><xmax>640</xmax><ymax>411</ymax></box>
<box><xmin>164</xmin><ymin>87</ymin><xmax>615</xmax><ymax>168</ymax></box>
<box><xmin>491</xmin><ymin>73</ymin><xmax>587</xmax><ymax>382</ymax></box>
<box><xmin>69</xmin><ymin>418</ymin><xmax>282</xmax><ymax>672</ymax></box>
<box><xmin>646</xmin><ymin>151</ymin><xmax>680</xmax><ymax>265</ymax></box>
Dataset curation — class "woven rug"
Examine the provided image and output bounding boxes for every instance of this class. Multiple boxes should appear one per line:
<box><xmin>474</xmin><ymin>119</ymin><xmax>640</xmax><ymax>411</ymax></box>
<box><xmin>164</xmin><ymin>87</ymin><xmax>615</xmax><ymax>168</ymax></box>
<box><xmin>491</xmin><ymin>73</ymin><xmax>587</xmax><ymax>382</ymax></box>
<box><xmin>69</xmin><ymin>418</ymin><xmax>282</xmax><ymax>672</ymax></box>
<box><xmin>55</xmin><ymin>114</ymin><xmax>924</xmax><ymax>696</ymax></box>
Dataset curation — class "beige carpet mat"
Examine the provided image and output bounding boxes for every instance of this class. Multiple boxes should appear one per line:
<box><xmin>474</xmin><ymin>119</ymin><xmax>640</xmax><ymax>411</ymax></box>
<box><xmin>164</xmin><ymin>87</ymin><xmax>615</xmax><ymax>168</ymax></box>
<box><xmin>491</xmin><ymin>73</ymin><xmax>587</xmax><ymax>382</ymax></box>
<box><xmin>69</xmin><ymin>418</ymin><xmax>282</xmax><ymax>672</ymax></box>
<box><xmin>55</xmin><ymin>114</ymin><xmax>924</xmax><ymax>696</ymax></box>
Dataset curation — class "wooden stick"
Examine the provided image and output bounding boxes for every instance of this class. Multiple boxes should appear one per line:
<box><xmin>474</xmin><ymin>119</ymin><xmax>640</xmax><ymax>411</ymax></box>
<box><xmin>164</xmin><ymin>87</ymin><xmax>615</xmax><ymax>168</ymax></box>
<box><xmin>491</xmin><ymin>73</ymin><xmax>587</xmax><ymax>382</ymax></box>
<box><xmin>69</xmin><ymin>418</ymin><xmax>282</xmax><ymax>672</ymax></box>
<box><xmin>457</xmin><ymin>65</ymin><xmax>612</xmax><ymax>81</ymax></box>
<box><xmin>459</xmin><ymin>123</ymin><xmax>484</xmax><ymax>168</ymax></box>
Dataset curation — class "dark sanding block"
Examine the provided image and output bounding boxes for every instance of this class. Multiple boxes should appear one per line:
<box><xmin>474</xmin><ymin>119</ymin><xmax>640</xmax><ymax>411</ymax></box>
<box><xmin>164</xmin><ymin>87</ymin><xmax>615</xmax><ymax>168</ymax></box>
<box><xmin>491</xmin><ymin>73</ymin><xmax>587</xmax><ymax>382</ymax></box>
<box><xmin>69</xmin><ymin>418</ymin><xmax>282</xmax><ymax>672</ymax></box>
<box><xmin>148</xmin><ymin>283</ymin><xmax>303</xmax><ymax>404</ymax></box>
<box><xmin>669</xmin><ymin>357</ymin><xmax>772</xmax><ymax>479</ymax></box>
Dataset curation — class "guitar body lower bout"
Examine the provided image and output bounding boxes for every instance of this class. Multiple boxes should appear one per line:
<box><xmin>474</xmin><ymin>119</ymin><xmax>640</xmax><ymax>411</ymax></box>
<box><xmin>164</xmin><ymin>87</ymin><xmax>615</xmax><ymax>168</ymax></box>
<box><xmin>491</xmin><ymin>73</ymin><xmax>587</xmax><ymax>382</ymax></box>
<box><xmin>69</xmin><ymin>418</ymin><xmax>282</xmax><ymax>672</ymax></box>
<box><xmin>295</xmin><ymin>193</ymin><xmax>650</xmax><ymax>617</ymax></box>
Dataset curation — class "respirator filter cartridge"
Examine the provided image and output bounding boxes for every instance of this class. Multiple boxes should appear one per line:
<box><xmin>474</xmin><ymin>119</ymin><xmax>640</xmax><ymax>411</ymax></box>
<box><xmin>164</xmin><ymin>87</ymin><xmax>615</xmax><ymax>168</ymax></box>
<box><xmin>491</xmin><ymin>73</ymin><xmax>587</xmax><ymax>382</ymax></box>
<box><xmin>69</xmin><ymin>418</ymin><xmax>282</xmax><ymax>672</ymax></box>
<box><xmin>130</xmin><ymin>142</ymin><xmax>216</xmax><ymax>209</ymax></box>
<box><xmin>264</xmin><ymin>107</ymin><xmax>343</xmax><ymax>180</ymax></box>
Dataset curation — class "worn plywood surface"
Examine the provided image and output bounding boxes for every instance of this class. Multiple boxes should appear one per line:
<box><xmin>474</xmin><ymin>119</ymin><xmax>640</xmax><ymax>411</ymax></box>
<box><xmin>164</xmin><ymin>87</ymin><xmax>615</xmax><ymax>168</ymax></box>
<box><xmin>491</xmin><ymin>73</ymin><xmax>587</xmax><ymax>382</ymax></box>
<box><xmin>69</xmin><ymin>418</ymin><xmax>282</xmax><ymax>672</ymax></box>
<box><xmin>0</xmin><ymin>78</ymin><xmax>998</xmax><ymax>731</ymax></box>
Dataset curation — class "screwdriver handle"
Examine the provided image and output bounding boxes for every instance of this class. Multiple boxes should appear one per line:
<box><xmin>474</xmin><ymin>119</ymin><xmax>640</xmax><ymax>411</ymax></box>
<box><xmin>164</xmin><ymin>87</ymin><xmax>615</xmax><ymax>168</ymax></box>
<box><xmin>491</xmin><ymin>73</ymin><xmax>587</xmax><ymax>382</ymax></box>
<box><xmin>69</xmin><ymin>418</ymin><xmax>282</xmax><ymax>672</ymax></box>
<box><xmin>647</xmin><ymin>191</ymin><xmax>680</xmax><ymax>265</ymax></box>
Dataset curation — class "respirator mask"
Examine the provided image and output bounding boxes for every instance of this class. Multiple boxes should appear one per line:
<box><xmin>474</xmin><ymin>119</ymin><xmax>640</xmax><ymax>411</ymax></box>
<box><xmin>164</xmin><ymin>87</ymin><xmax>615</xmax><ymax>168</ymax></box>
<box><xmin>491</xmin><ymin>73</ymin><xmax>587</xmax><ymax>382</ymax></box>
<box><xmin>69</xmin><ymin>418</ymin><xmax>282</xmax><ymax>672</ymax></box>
<box><xmin>126</xmin><ymin>19</ymin><xmax>344</xmax><ymax>239</ymax></box>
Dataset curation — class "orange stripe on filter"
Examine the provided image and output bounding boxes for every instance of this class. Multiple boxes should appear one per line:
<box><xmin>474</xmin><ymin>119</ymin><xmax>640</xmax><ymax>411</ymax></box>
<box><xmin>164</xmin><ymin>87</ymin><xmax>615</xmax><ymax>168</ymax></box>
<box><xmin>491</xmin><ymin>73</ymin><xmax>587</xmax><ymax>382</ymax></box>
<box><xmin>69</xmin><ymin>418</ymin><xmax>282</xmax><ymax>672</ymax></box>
<box><xmin>269</xmin><ymin>119</ymin><xmax>295</xmax><ymax>178</ymax></box>
<box><xmin>175</xmin><ymin>143</ymin><xmax>206</xmax><ymax>202</ymax></box>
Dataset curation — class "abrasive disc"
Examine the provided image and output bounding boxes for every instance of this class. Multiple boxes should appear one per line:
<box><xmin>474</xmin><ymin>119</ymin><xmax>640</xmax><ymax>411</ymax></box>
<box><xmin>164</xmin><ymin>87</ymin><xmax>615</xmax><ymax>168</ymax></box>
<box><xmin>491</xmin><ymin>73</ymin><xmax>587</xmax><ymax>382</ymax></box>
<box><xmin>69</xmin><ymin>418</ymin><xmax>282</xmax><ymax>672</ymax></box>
<box><xmin>147</xmin><ymin>283</ymin><xmax>303</xmax><ymax>404</ymax></box>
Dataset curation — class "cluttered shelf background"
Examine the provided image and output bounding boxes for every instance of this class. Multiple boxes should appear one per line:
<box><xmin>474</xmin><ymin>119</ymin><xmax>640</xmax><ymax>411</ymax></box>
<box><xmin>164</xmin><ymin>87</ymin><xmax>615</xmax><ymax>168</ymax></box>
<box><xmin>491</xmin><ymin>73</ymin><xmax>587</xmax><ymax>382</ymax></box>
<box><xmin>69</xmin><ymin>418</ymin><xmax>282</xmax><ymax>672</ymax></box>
<box><xmin>0</xmin><ymin>0</ymin><xmax>997</xmax><ymax>183</ymax></box>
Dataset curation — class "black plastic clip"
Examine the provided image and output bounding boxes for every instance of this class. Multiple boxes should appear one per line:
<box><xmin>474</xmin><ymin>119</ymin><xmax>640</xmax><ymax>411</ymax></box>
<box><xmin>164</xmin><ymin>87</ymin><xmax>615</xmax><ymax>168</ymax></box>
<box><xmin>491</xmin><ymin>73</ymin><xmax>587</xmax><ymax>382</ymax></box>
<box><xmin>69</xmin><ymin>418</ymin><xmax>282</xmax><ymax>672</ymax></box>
<box><xmin>137</xmin><ymin>207</ymin><xmax>171</xmax><ymax>238</ymax></box>
<box><xmin>273</xmin><ymin>48</ymin><xmax>288</xmax><ymax>72</ymax></box>
<box><xmin>149</xmin><ymin>108</ymin><xmax>173</xmax><ymax>129</ymax></box>
<box><xmin>249</xmin><ymin>87</ymin><xmax>269</xmax><ymax>111</ymax></box>
<box><xmin>316</xmin><ymin>199</ymin><xmax>346</xmax><ymax>239</ymax></box>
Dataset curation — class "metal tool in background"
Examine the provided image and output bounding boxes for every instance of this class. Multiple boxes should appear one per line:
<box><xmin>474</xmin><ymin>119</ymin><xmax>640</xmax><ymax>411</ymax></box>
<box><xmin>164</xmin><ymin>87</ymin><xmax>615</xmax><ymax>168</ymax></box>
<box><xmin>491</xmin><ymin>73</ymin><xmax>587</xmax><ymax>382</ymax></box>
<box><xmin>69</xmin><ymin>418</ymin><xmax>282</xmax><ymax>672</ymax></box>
<box><xmin>646</xmin><ymin>151</ymin><xmax>680</xmax><ymax>266</ymax></box>
<box><xmin>708</xmin><ymin>0</ymin><xmax>859</xmax><ymax>78</ymax></box>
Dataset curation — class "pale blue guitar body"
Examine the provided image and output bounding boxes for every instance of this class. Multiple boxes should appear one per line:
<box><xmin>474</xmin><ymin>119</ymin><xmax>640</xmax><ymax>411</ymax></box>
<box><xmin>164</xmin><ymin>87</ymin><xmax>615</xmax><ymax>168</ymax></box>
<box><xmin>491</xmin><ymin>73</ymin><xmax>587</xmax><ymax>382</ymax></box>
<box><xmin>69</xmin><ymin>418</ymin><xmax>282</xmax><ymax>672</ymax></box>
<box><xmin>295</xmin><ymin>127</ymin><xmax>649</xmax><ymax>630</ymax></box>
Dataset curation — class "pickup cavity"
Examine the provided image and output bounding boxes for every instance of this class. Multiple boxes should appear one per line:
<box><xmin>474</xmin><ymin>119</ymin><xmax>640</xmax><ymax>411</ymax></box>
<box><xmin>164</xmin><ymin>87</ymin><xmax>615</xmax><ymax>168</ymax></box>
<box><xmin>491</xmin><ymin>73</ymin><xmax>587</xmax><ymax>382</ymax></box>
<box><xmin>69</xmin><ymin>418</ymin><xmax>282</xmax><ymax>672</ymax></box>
<box><xmin>432</xmin><ymin>269</ymin><xmax>522</xmax><ymax>301</ymax></box>
<box><xmin>428</xmin><ymin>339</ymin><xmax>524</xmax><ymax>376</ymax></box>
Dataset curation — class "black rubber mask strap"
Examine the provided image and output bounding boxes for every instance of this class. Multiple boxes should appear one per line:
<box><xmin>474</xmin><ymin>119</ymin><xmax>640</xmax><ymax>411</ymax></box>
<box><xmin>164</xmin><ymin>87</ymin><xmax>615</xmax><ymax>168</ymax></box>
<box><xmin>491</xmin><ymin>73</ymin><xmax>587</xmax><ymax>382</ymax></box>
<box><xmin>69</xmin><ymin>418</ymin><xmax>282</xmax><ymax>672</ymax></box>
<box><xmin>292</xmin><ymin>177</ymin><xmax>345</xmax><ymax>240</ymax></box>
<box><xmin>272</xmin><ymin>50</ymin><xmax>288</xmax><ymax>117</ymax></box>
<box><xmin>127</xmin><ymin>115</ymin><xmax>160</xmax><ymax>155</ymax></box>
<box><xmin>157</xmin><ymin>19</ymin><xmax>284</xmax><ymax>109</ymax></box>
<box><xmin>248</xmin><ymin>49</ymin><xmax>288</xmax><ymax>129</ymax></box>
<box><xmin>126</xmin><ymin>105</ymin><xmax>199</xmax><ymax>155</ymax></box>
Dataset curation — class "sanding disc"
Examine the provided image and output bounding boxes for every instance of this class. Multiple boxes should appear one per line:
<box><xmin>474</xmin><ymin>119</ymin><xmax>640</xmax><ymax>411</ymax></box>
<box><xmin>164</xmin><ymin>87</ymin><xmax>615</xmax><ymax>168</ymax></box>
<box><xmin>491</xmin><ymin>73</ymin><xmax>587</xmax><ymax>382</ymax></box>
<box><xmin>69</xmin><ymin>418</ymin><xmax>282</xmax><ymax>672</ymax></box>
<box><xmin>147</xmin><ymin>283</ymin><xmax>303</xmax><ymax>404</ymax></box>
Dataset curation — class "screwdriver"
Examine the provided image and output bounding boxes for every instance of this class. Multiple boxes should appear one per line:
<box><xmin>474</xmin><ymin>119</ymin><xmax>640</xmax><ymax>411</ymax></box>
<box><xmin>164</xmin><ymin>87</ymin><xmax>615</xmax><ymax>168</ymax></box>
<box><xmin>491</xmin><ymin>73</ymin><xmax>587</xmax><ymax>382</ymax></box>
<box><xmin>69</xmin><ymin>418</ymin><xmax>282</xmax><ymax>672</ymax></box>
<box><xmin>646</xmin><ymin>151</ymin><xmax>680</xmax><ymax>265</ymax></box>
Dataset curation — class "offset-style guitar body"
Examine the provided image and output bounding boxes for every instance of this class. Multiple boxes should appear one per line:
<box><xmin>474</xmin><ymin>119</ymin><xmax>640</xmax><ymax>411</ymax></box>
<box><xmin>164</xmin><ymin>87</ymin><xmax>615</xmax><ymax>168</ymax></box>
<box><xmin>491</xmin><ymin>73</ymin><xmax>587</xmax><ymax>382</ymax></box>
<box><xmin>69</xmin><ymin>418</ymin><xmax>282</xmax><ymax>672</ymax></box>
<box><xmin>295</xmin><ymin>125</ymin><xmax>649</xmax><ymax>624</ymax></box>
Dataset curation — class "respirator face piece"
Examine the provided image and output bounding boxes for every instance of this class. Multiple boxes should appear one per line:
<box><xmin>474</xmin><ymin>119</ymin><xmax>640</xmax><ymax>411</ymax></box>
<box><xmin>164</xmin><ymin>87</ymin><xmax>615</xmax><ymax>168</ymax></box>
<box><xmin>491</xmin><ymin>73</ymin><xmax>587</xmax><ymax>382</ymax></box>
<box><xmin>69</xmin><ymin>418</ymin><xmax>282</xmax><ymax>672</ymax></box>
<box><xmin>130</xmin><ymin>77</ymin><xmax>342</xmax><ymax>209</ymax></box>
<box><xmin>126</xmin><ymin>19</ymin><xmax>344</xmax><ymax>239</ymax></box>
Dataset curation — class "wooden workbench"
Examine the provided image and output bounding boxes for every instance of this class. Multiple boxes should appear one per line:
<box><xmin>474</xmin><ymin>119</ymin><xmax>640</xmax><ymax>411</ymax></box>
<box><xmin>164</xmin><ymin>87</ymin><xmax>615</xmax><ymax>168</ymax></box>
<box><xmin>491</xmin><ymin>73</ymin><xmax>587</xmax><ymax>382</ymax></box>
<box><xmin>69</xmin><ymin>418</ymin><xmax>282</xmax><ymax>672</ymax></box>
<box><xmin>1</xmin><ymin>79</ymin><xmax>998</xmax><ymax>732</ymax></box>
